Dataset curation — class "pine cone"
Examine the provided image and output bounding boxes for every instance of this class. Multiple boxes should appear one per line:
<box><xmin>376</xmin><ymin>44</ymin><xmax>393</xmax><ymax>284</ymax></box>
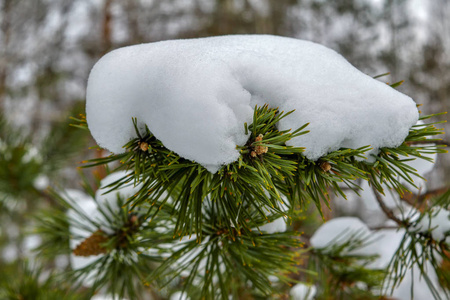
<box><xmin>73</xmin><ymin>230</ymin><xmax>109</xmax><ymax>257</ymax></box>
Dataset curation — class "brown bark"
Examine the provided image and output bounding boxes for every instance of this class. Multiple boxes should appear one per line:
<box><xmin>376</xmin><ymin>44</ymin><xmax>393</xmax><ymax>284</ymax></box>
<box><xmin>400</xmin><ymin>187</ymin><xmax>449</xmax><ymax>212</ymax></box>
<box><xmin>101</xmin><ymin>0</ymin><xmax>113</xmax><ymax>54</ymax></box>
<box><xmin>0</xmin><ymin>0</ymin><xmax>12</xmax><ymax>109</ymax></box>
<box><xmin>371</xmin><ymin>185</ymin><xmax>405</xmax><ymax>227</ymax></box>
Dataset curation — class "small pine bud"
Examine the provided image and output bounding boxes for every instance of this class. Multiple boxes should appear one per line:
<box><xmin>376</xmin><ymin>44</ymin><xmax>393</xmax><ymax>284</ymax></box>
<box><xmin>73</xmin><ymin>230</ymin><xmax>109</xmax><ymax>257</ymax></box>
<box><xmin>130</xmin><ymin>214</ymin><xmax>139</xmax><ymax>224</ymax></box>
<box><xmin>319</xmin><ymin>161</ymin><xmax>331</xmax><ymax>172</ymax></box>
<box><xmin>255</xmin><ymin>145</ymin><xmax>268</xmax><ymax>155</ymax></box>
<box><xmin>139</xmin><ymin>141</ymin><xmax>149</xmax><ymax>152</ymax></box>
<box><xmin>253</xmin><ymin>134</ymin><xmax>268</xmax><ymax>156</ymax></box>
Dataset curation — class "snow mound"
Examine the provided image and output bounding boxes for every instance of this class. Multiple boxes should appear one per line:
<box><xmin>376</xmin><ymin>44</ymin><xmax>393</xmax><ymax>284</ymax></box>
<box><xmin>91</xmin><ymin>295</ymin><xmax>128</xmax><ymax>300</ymax></box>
<box><xmin>86</xmin><ymin>35</ymin><xmax>418</xmax><ymax>173</ymax></box>
<box><xmin>290</xmin><ymin>283</ymin><xmax>316</xmax><ymax>300</ymax></box>
<box><xmin>414</xmin><ymin>209</ymin><xmax>450</xmax><ymax>241</ymax></box>
<box><xmin>311</xmin><ymin>218</ymin><xmax>447</xmax><ymax>299</ymax></box>
<box><xmin>310</xmin><ymin>217</ymin><xmax>374</xmax><ymax>256</ymax></box>
<box><xmin>258</xmin><ymin>217</ymin><xmax>287</xmax><ymax>234</ymax></box>
<box><xmin>170</xmin><ymin>291</ymin><xmax>189</xmax><ymax>300</ymax></box>
<box><xmin>367</xmin><ymin>228</ymin><xmax>405</xmax><ymax>269</ymax></box>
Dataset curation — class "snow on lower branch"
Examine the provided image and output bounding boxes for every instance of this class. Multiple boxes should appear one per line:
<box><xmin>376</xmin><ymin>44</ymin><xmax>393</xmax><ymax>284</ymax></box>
<box><xmin>86</xmin><ymin>35</ymin><xmax>418</xmax><ymax>173</ymax></box>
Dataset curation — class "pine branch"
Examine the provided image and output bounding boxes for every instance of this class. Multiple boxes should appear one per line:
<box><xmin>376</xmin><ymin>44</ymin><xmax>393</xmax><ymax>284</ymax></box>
<box><xmin>370</xmin><ymin>185</ymin><xmax>406</xmax><ymax>227</ymax></box>
<box><xmin>79</xmin><ymin>106</ymin><xmax>310</xmax><ymax>240</ymax></box>
<box><xmin>147</xmin><ymin>200</ymin><xmax>305</xmax><ymax>299</ymax></box>
<box><xmin>362</xmin><ymin>115</ymin><xmax>446</xmax><ymax>197</ymax></box>
<box><xmin>0</xmin><ymin>262</ymin><xmax>89</xmax><ymax>300</ymax></box>
<box><xmin>308</xmin><ymin>232</ymin><xmax>386</xmax><ymax>299</ymax></box>
<box><xmin>70</xmin><ymin>105</ymin><xmax>448</xmax><ymax>298</ymax></box>
<box><xmin>32</xmin><ymin>207</ymin><xmax>71</xmax><ymax>259</ymax></box>
<box><xmin>39</xmin><ymin>186</ymin><xmax>176</xmax><ymax>299</ymax></box>
<box><xmin>384</xmin><ymin>224</ymin><xmax>450</xmax><ymax>300</ymax></box>
<box><xmin>75</xmin><ymin>107</ymin><xmax>446</xmax><ymax>240</ymax></box>
<box><xmin>406</xmin><ymin>140</ymin><xmax>449</xmax><ymax>147</ymax></box>
<box><xmin>397</xmin><ymin>187</ymin><xmax>448</xmax><ymax>213</ymax></box>
<box><xmin>418</xmin><ymin>187</ymin><xmax>450</xmax><ymax>204</ymax></box>
<box><xmin>367</xmin><ymin>178</ymin><xmax>450</xmax><ymax>300</ymax></box>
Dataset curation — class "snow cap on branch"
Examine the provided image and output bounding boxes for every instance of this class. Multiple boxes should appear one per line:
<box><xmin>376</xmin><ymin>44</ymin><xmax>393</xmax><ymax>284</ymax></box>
<box><xmin>86</xmin><ymin>35</ymin><xmax>418</xmax><ymax>173</ymax></box>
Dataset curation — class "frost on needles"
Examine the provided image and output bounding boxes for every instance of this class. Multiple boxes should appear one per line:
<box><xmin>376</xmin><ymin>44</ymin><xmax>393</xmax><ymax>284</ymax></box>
<box><xmin>86</xmin><ymin>35</ymin><xmax>418</xmax><ymax>173</ymax></box>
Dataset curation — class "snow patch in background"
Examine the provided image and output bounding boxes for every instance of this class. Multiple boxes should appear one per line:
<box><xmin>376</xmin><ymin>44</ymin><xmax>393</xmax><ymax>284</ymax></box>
<box><xmin>86</xmin><ymin>35</ymin><xmax>418</xmax><ymax>173</ymax></box>
<box><xmin>258</xmin><ymin>217</ymin><xmax>287</xmax><ymax>234</ymax></box>
<box><xmin>94</xmin><ymin>171</ymin><xmax>141</xmax><ymax>221</ymax></box>
<box><xmin>414</xmin><ymin>209</ymin><xmax>450</xmax><ymax>242</ymax></box>
<box><xmin>91</xmin><ymin>295</ymin><xmax>128</xmax><ymax>300</ymax></box>
<box><xmin>290</xmin><ymin>283</ymin><xmax>316</xmax><ymax>300</ymax></box>
<box><xmin>170</xmin><ymin>291</ymin><xmax>189</xmax><ymax>300</ymax></box>
<box><xmin>310</xmin><ymin>217</ymin><xmax>373</xmax><ymax>256</ymax></box>
<box><xmin>311</xmin><ymin>217</ymin><xmax>447</xmax><ymax>299</ymax></box>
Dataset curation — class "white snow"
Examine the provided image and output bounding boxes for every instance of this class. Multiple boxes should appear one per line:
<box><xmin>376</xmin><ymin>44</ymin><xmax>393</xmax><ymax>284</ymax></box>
<box><xmin>1</xmin><ymin>234</ymin><xmax>42</xmax><ymax>263</ymax></box>
<box><xmin>2</xmin><ymin>244</ymin><xmax>18</xmax><ymax>262</ymax></box>
<box><xmin>359</xmin><ymin>180</ymin><xmax>400</xmax><ymax>212</ymax></box>
<box><xmin>365</xmin><ymin>228</ymin><xmax>405</xmax><ymax>269</ymax></box>
<box><xmin>170</xmin><ymin>291</ymin><xmax>189</xmax><ymax>300</ymax></box>
<box><xmin>55</xmin><ymin>254</ymin><xmax>69</xmax><ymax>269</ymax></box>
<box><xmin>390</xmin><ymin>263</ymin><xmax>444</xmax><ymax>300</ymax></box>
<box><xmin>310</xmin><ymin>217</ymin><xmax>375</xmax><ymax>256</ymax></box>
<box><xmin>86</xmin><ymin>35</ymin><xmax>418</xmax><ymax>173</ymax></box>
<box><xmin>290</xmin><ymin>283</ymin><xmax>316</xmax><ymax>300</ymax></box>
<box><xmin>33</xmin><ymin>174</ymin><xmax>50</xmax><ymax>191</ymax></box>
<box><xmin>256</xmin><ymin>201</ymin><xmax>289</xmax><ymax>234</ymax></box>
<box><xmin>23</xmin><ymin>234</ymin><xmax>42</xmax><ymax>257</ymax></box>
<box><xmin>413</xmin><ymin>209</ymin><xmax>450</xmax><ymax>241</ymax></box>
<box><xmin>258</xmin><ymin>217</ymin><xmax>287</xmax><ymax>234</ymax></box>
<box><xmin>94</xmin><ymin>171</ymin><xmax>141</xmax><ymax>220</ymax></box>
<box><xmin>91</xmin><ymin>295</ymin><xmax>128</xmax><ymax>300</ymax></box>
<box><xmin>374</xmin><ymin>227</ymin><xmax>446</xmax><ymax>300</ymax></box>
<box><xmin>311</xmin><ymin>217</ymin><xmax>447</xmax><ymax>299</ymax></box>
<box><xmin>22</xmin><ymin>145</ymin><xmax>42</xmax><ymax>164</ymax></box>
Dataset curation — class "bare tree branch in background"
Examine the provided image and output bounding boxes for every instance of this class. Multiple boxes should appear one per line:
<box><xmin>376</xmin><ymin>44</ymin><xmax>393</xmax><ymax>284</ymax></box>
<box><xmin>0</xmin><ymin>0</ymin><xmax>12</xmax><ymax>110</ymax></box>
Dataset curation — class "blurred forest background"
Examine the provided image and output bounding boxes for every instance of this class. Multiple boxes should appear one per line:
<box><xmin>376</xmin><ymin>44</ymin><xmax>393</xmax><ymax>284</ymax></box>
<box><xmin>0</xmin><ymin>0</ymin><xmax>448</xmax><ymax>296</ymax></box>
